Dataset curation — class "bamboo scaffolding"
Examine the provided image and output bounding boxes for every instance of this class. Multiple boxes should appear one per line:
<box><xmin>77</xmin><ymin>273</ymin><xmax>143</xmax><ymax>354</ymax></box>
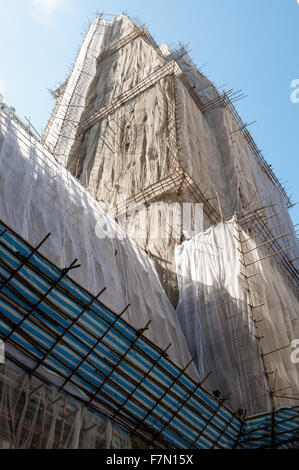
<box><xmin>3</xmin><ymin>349</ymin><xmax>172</xmax><ymax>450</ymax></box>
<box><xmin>236</xmin><ymin>196</ymin><xmax>271</xmax><ymax>215</ymax></box>
<box><xmin>240</xmin><ymin>222</ymin><xmax>285</xmax><ymax>243</ymax></box>
<box><xmin>234</xmin><ymin>211</ymin><xmax>299</xmax><ymax>430</ymax></box>
<box><xmin>113</xmin><ymin>169</ymin><xmax>185</xmax><ymax>218</ymax></box>
<box><xmin>225</xmin><ymin>99</ymin><xmax>292</xmax><ymax>207</ymax></box>
<box><xmin>165</xmin><ymin>43</ymin><xmax>191</xmax><ymax>62</ymax></box>
<box><xmin>188</xmin><ymin>401</ymin><xmax>224</xmax><ymax>449</ymax></box>
<box><xmin>0</xmin><ymin>233</ymin><xmax>51</xmax><ymax>294</ymax></box>
<box><xmin>240</xmin><ymin>211</ymin><xmax>281</xmax><ymax>231</ymax></box>
<box><xmin>149</xmin><ymin>371</ymin><xmax>212</xmax><ymax>444</ymax></box>
<box><xmin>3</xmin><ymin>258</ymin><xmax>81</xmax><ymax>343</ymax></box>
<box><xmin>244</xmin><ymin>245</ymin><xmax>294</xmax><ymax>267</ymax></box>
<box><xmin>233</xmin><ymin>410</ymin><xmax>248</xmax><ymax>449</ymax></box>
<box><xmin>240</xmin><ymin>412</ymin><xmax>299</xmax><ymax>445</ymax></box>
<box><xmin>263</xmin><ymin>344</ymin><xmax>291</xmax><ymax>357</ymax></box>
<box><xmin>132</xmin><ymin>355</ymin><xmax>197</xmax><ymax>435</ymax></box>
<box><xmin>0</xmin><ymin>221</ymin><xmax>243</xmax><ymax>448</ymax></box>
<box><xmin>1</xmin><ymin>323</ymin><xmax>200</xmax><ymax>449</ymax></box>
<box><xmin>96</xmin><ymin>25</ymin><xmax>147</xmax><ymax>65</ymax></box>
<box><xmin>172</xmin><ymin>76</ymin><xmax>220</xmax><ymax>224</ymax></box>
<box><xmin>202</xmin><ymin>89</ymin><xmax>246</xmax><ymax>113</ymax></box>
<box><xmin>240</xmin><ymin>230</ymin><xmax>289</xmax><ymax>253</ymax></box>
<box><xmin>77</xmin><ymin>61</ymin><xmax>177</xmax><ymax>136</ymax></box>
<box><xmin>111</xmin><ymin>344</ymin><xmax>172</xmax><ymax>421</ymax></box>
<box><xmin>87</xmin><ymin>320</ymin><xmax>152</xmax><ymax>406</ymax></box>
<box><xmin>212</xmin><ymin>408</ymin><xmax>241</xmax><ymax>449</ymax></box>
<box><xmin>29</xmin><ymin>287</ymin><xmax>107</xmax><ymax>377</ymax></box>
<box><xmin>2</xmin><ymin>13</ymin><xmax>298</xmax><ymax>448</ymax></box>
<box><xmin>234</xmin><ymin>214</ymin><xmax>274</xmax><ymax>408</ymax></box>
<box><xmin>238</xmin><ymin>206</ymin><xmax>298</xmax><ymax>289</ymax></box>
<box><xmin>237</xmin><ymin>205</ymin><xmax>274</xmax><ymax>224</ymax></box>
<box><xmin>51</xmin><ymin>15</ymin><xmax>105</xmax><ymax>157</ymax></box>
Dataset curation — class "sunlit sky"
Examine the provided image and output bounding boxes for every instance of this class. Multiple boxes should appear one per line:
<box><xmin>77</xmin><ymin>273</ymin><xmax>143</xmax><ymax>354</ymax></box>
<box><xmin>0</xmin><ymin>0</ymin><xmax>298</xmax><ymax>227</ymax></box>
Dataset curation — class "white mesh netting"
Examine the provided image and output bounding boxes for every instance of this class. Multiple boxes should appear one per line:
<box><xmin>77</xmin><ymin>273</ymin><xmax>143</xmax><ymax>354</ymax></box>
<box><xmin>175</xmin><ymin>218</ymin><xmax>299</xmax><ymax>415</ymax></box>
<box><xmin>43</xmin><ymin>16</ymin><xmax>106</xmax><ymax>161</ymax></box>
<box><xmin>0</xmin><ymin>108</ymin><xmax>197</xmax><ymax>378</ymax></box>
<box><xmin>0</xmin><ymin>361</ymin><xmax>131</xmax><ymax>449</ymax></box>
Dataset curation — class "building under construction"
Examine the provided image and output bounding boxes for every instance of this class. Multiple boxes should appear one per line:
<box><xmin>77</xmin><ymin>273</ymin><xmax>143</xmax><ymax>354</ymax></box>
<box><xmin>0</xmin><ymin>13</ymin><xmax>298</xmax><ymax>449</ymax></box>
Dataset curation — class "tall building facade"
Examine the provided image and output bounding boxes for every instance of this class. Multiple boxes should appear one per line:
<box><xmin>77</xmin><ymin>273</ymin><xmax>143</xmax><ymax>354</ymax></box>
<box><xmin>0</xmin><ymin>14</ymin><xmax>298</xmax><ymax>448</ymax></box>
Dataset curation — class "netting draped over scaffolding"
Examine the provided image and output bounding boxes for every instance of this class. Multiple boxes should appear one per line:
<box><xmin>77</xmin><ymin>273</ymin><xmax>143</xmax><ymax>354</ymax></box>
<box><xmin>175</xmin><ymin>54</ymin><xmax>299</xmax><ymax>278</ymax></box>
<box><xmin>0</xmin><ymin>218</ymin><xmax>245</xmax><ymax>449</ymax></box>
<box><xmin>0</xmin><ymin>361</ymin><xmax>130</xmax><ymax>449</ymax></box>
<box><xmin>239</xmin><ymin>407</ymin><xmax>299</xmax><ymax>449</ymax></box>
<box><xmin>0</xmin><ymin>109</ymin><xmax>196</xmax><ymax>377</ymax></box>
<box><xmin>175</xmin><ymin>219</ymin><xmax>299</xmax><ymax>416</ymax></box>
<box><xmin>43</xmin><ymin>16</ymin><xmax>106</xmax><ymax>160</ymax></box>
<box><xmin>0</xmin><ymin>216</ymin><xmax>297</xmax><ymax>449</ymax></box>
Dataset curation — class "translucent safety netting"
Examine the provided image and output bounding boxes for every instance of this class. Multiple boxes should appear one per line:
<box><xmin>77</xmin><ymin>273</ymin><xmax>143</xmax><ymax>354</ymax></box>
<box><xmin>0</xmin><ymin>108</ymin><xmax>196</xmax><ymax>377</ymax></box>
<box><xmin>175</xmin><ymin>218</ymin><xmax>299</xmax><ymax>416</ymax></box>
<box><xmin>0</xmin><ymin>219</ymin><xmax>297</xmax><ymax>448</ymax></box>
<box><xmin>0</xmin><ymin>361</ymin><xmax>130</xmax><ymax>449</ymax></box>
<box><xmin>176</xmin><ymin>54</ymin><xmax>299</xmax><ymax>283</ymax></box>
<box><xmin>43</xmin><ymin>16</ymin><xmax>106</xmax><ymax>161</ymax></box>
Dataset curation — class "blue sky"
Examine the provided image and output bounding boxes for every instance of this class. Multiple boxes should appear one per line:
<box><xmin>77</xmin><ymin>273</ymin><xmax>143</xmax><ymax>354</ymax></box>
<box><xmin>0</xmin><ymin>0</ymin><xmax>298</xmax><ymax>227</ymax></box>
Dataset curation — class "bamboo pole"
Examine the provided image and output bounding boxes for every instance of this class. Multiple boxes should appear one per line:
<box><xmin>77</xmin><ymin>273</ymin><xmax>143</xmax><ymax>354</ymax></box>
<box><xmin>243</xmin><ymin>233</ymin><xmax>289</xmax><ymax>254</ymax></box>
<box><xmin>233</xmin><ymin>213</ymin><xmax>274</xmax><ymax>408</ymax></box>
<box><xmin>244</xmin><ymin>245</ymin><xmax>294</xmax><ymax>267</ymax></box>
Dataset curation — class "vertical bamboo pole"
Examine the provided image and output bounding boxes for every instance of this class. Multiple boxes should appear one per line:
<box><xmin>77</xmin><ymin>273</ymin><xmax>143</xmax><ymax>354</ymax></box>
<box><xmin>234</xmin><ymin>213</ymin><xmax>274</xmax><ymax>410</ymax></box>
